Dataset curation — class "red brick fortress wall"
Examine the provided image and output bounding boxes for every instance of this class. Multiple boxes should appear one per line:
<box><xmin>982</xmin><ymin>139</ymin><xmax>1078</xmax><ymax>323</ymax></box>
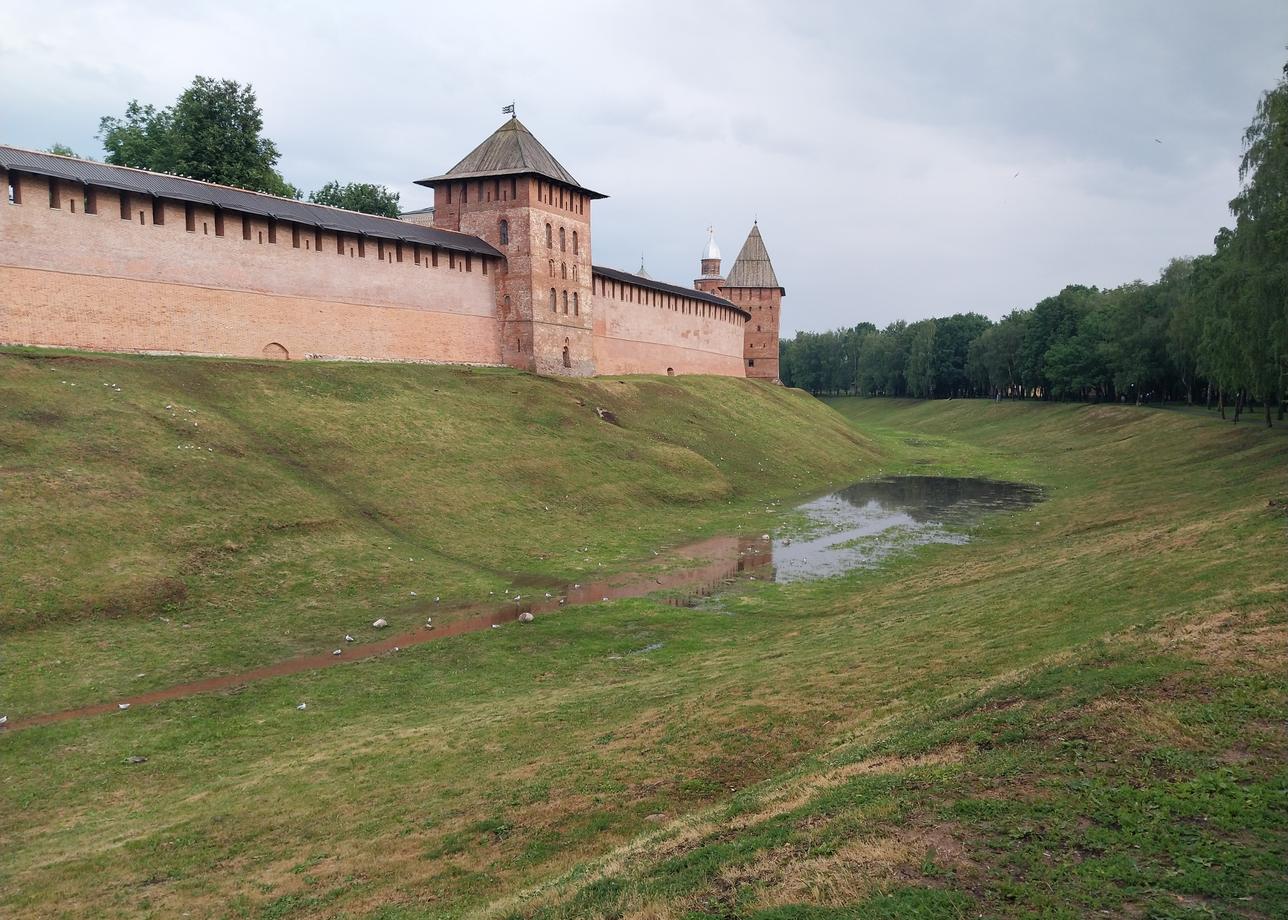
<box><xmin>591</xmin><ymin>272</ymin><xmax>746</xmax><ymax>377</ymax></box>
<box><xmin>0</xmin><ymin>171</ymin><xmax>502</xmax><ymax>364</ymax></box>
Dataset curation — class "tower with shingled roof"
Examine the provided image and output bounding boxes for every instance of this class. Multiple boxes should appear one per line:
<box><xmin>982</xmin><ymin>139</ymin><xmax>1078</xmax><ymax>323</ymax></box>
<box><xmin>417</xmin><ymin>116</ymin><xmax>605</xmax><ymax>375</ymax></box>
<box><xmin>697</xmin><ymin>223</ymin><xmax>784</xmax><ymax>381</ymax></box>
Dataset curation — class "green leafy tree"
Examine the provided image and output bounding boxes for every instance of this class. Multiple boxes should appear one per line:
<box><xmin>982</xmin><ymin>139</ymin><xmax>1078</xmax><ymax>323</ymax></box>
<box><xmin>930</xmin><ymin>312</ymin><xmax>991</xmax><ymax>397</ymax></box>
<box><xmin>309</xmin><ymin>181</ymin><xmax>402</xmax><ymax>218</ymax></box>
<box><xmin>905</xmin><ymin>320</ymin><xmax>938</xmax><ymax>398</ymax></box>
<box><xmin>46</xmin><ymin>143</ymin><xmax>83</xmax><ymax>158</ymax></box>
<box><xmin>1228</xmin><ymin>58</ymin><xmax>1288</xmax><ymax>425</ymax></box>
<box><xmin>98</xmin><ymin>76</ymin><xmax>299</xmax><ymax>198</ymax></box>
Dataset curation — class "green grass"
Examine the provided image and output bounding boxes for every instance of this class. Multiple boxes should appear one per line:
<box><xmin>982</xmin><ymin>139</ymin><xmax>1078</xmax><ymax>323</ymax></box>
<box><xmin>2</xmin><ymin>361</ymin><xmax>1285</xmax><ymax>919</ymax></box>
<box><xmin>0</xmin><ymin>349</ymin><xmax>875</xmax><ymax>714</ymax></box>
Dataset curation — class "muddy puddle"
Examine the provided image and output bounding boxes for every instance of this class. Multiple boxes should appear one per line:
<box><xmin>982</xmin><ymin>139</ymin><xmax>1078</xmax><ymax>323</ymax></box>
<box><xmin>4</xmin><ymin>476</ymin><xmax>1040</xmax><ymax>731</ymax></box>
<box><xmin>770</xmin><ymin>476</ymin><xmax>1043</xmax><ymax>582</ymax></box>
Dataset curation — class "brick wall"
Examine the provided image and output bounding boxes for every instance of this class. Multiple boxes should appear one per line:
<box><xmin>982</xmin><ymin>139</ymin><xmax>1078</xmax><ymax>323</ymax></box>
<box><xmin>0</xmin><ymin>166</ymin><xmax>756</xmax><ymax>378</ymax></box>
<box><xmin>591</xmin><ymin>272</ymin><xmax>746</xmax><ymax>377</ymax></box>
<box><xmin>0</xmin><ymin>170</ymin><xmax>502</xmax><ymax>364</ymax></box>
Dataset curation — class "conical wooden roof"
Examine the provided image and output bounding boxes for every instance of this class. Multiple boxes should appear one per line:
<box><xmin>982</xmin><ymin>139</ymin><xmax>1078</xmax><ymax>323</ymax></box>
<box><xmin>723</xmin><ymin>224</ymin><xmax>782</xmax><ymax>290</ymax></box>
<box><xmin>417</xmin><ymin>117</ymin><xmax>606</xmax><ymax>198</ymax></box>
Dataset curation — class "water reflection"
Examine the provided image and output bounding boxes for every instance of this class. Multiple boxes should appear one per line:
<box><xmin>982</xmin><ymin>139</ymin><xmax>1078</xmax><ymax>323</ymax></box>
<box><xmin>5</xmin><ymin>477</ymin><xmax>1038</xmax><ymax>730</ymax></box>
<box><xmin>771</xmin><ymin>476</ymin><xmax>1043</xmax><ymax>582</ymax></box>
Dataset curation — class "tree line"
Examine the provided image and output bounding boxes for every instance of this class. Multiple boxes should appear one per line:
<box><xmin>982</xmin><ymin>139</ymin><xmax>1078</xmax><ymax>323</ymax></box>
<box><xmin>48</xmin><ymin>76</ymin><xmax>403</xmax><ymax>218</ymax></box>
<box><xmin>783</xmin><ymin>60</ymin><xmax>1288</xmax><ymax>427</ymax></box>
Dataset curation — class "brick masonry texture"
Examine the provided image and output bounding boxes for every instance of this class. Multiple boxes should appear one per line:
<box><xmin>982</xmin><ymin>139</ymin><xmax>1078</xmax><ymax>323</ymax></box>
<box><xmin>1</xmin><ymin>138</ymin><xmax>778</xmax><ymax>378</ymax></box>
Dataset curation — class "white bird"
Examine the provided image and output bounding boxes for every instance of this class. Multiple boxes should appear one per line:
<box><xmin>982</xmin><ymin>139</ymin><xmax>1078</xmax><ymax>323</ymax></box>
<box><xmin>332</xmin><ymin>649</ymin><xmax>342</xmax><ymax>656</ymax></box>
<box><xmin>434</xmin><ymin>596</ymin><xmax>440</xmax><ymax>602</ymax></box>
<box><xmin>0</xmin><ymin>715</ymin><xmax>7</xmax><ymax>726</ymax></box>
<box><xmin>344</xmin><ymin>634</ymin><xmax>355</xmax><ymax>642</ymax></box>
<box><xmin>544</xmin><ymin>592</ymin><xmax>552</xmax><ymax>598</ymax></box>
<box><xmin>296</xmin><ymin>703</ymin><xmax>307</xmax><ymax>710</ymax></box>
<box><xmin>574</xmin><ymin>583</ymin><xmax>581</xmax><ymax>589</ymax></box>
<box><xmin>491</xmin><ymin>624</ymin><xmax>501</xmax><ymax>629</ymax></box>
<box><xmin>410</xmin><ymin>591</ymin><xmax>417</xmax><ymax>597</ymax></box>
<box><xmin>372</xmin><ymin>618</ymin><xmax>388</xmax><ymax>628</ymax></box>
<box><xmin>602</xmin><ymin>596</ymin><xmax>609</xmax><ymax>601</ymax></box>
<box><xmin>513</xmin><ymin>595</ymin><xmax>521</xmax><ymax>601</ymax></box>
<box><xmin>425</xmin><ymin>617</ymin><xmax>432</xmax><ymax>625</ymax></box>
<box><xmin>118</xmin><ymin>703</ymin><xmax>130</xmax><ymax>710</ymax></box>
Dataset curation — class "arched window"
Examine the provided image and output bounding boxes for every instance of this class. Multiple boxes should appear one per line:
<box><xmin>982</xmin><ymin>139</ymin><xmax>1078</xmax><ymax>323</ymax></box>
<box><xmin>572</xmin><ymin>230</ymin><xmax>578</xmax><ymax>254</ymax></box>
<box><xmin>549</xmin><ymin>288</ymin><xmax>557</xmax><ymax>312</ymax></box>
<box><xmin>559</xmin><ymin>227</ymin><xmax>566</xmax><ymax>252</ymax></box>
<box><xmin>562</xmin><ymin>290</ymin><xmax>569</xmax><ymax>314</ymax></box>
<box><xmin>545</xmin><ymin>223</ymin><xmax>552</xmax><ymax>247</ymax></box>
<box><xmin>502</xmin><ymin>294</ymin><xmax>511</xmax><ymax>317</ymax></box>
<box><xmin>549</xmin><ymin>259</ymin><xmax>555</xmax><ymax>276</ymax></box>
<box><xmin>562</xmin><ymin>341</ymin><xmax>571</xmax><ymax>368</ymax></box>
<box><xmin>561</xmin><ymin>262</ymin><xmax>567</xmax><ymax>279</ymax></box>
<box><xmin>572</xmin><ymin>292</ymin><xmax>579</xmax><ymax>315</ymax></box>
<box><xmin>498</xmin><ymin>219</ymin><xmax>509</xmax><ymax>245</ymax></box>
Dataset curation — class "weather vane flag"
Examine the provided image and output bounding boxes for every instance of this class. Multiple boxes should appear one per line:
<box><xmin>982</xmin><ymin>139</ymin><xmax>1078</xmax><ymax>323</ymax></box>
<box><xmin>502</xmin><ymin>101</ymin><xmax>515</xmax><ymax>116</ymax></box>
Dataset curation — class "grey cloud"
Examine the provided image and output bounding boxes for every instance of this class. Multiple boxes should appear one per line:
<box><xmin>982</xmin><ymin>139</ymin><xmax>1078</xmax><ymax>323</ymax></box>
<box><xmin>2</xmin><ymin>0</ymin><xmax>1285</xmax><ymax>336</ymax></box>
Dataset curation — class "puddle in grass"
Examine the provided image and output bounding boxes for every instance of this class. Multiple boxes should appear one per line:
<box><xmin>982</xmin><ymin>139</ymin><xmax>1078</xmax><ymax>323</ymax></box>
<box><xmin>3</xmin><ymin>476</ymin><xmax>1040</xmax><ymax>731</ymax></box>
<box><xmin>770</xmin><ymin>476</ymin><xmax>1044</xmax><ymax>582</ymax></box>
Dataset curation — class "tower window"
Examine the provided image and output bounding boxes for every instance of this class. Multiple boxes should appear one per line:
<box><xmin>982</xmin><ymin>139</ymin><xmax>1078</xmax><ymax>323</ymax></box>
<box><xmin>562</xmin><ymin>290</ymin><xmax>568</xmax><ymax>314</ymax></box>
<box><xmin>119</xmin><ymin>191</ymin><xmax>130</xmax><ymax>220</ymax></box>
<box><xmin>48</xmin><ymin>177</ymin><xmax>60</xmax><ymax>209</ymax></box>
<box><xmin>465</xmin><ymin>254</ymin><xmax>472</xmax><ymax>272</ymax></box>
<box><xmin>498</xmin><ymin>219</ymin><xmax>509</xmax><ymax>245</ymax></box>
<box><xmin>84</xmin><ymin>186</ymin><xmax>96</xmax><ymax>214</ymax></box>
<box><xmin>573</xmin><ymin>292</ymin><xmax>579</xmax><ymax>316</ymax></box>
<box><xmin>185</xmin><ymin>202</ymin><xmax>195</xmax><ymax>232</ymax></box>
<box><xmin>511</xmin><ymin>177</ymin><xmax>517</xmax><ymax>199</ymax></box>
<box><xmin>314</xmin><ymin>227</ymin><xmax>322</xmax><ymax>251</ymax></box>
<box><xmin>7</xmin><ymin>172</ymin><xmax>20</xmax><ymax>204</ymax></box>
<box><xmin>545</xmin><ymin>223</ymin><xmax>552</xmax><ymax>247</ymax></box>
<box><xmin>293</xmin><ymin>223</ymin><xmax>301</xmax><ymax>249</ymax></box>
<box><xmin>561</xmin><ymin>262</ymin><xmax>567</xmax><ymax>279</ymax></box>
<box><xmin>245</xmin><ymin>215</ymin><xmax>253</xmax><ymax>240</ymax></box>
<box><xmin>460</xmin><ymin>182</ymin><xmax>467</xmax><ymax>204</ymax></box>
<box><xmin>549</xmin><ymin>288</ymin><xmax>556</xmax><ymax>313</ymax></box>
<box><xmin>153</xmin><ymin>198</ymin><xmax>165</xmax><ymax>226</ymax></box>
<box><xmin>559</xmin><ymin>226</ymin><xmax>566</xmax><ymax>251</ymax></box>
<box><xmin>572</xmin><ymin>230</ymin><xmax>578</xmax><ymax>254</ymax></box>
<box><xmin>215</xmin><ymin>210</ymin><xmax>225</xmax><ymax>237</ymax></box>
<box><xmin>268</xmin><ymin>219</ymin><xmax>277</xmax><ymax>244</ymax></box>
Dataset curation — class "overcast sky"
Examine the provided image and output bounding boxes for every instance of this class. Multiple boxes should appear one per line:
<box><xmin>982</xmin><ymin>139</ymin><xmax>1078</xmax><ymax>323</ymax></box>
<box><xmin>3</xmin><ymin>1</ymin><xmax>1285</xmax><ymax>335</ymax></box>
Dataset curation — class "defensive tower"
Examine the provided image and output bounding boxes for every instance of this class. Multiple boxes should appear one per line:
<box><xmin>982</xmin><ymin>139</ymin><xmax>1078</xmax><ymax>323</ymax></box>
<box><xmin>724</xmin><ymin>223</ymin><xmax>784</xmax><ymax>381</ymax></box>
<box><xmin>418</xmin><ymin>116</ymin><xmax>605</xmax><ymax>375</ymax></box>
<box><xmin>694</xmin><ymin>227</ymin><xmax>724</xmax><ymax>295</ymax></box>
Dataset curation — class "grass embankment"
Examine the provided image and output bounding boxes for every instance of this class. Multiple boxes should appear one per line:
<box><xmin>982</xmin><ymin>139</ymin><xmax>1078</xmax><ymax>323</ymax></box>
<box><xmin>0</xmin><ymin>349</ymin><xmax>875</xmax><ymax>715</ymax></box>
<box><xmin>2</xmin><ymin>367</ymin><xmax>1285</xmax><ymax>919</ymax></box>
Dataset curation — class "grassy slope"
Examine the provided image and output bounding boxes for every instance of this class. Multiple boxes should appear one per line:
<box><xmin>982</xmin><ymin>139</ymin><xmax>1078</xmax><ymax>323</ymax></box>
<box><xmin>0</xmin><ymin>349</ymin><xmax>876</xmax><ymax>714</ymax></box>
<box><xmin>1</xmin><ymin>373</ymin><xmax>1285</xmax><ymax>919</ymax></box>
